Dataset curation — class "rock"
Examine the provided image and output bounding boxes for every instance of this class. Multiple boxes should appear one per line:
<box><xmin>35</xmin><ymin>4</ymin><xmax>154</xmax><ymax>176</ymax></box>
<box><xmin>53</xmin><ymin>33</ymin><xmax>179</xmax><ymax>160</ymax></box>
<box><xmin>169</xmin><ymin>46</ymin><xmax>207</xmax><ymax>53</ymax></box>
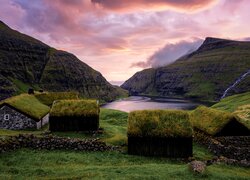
<box><xmin>189</xmin><ymin>161</ymin><xmax>206</xmax><ymax>174</ymax></box>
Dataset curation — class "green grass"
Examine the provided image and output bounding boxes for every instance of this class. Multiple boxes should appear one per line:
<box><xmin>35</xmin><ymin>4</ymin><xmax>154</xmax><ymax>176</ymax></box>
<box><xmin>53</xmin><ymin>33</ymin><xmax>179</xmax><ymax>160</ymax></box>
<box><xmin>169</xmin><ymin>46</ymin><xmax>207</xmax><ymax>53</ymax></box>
<box><xmin>0</xmin><ymin>109</ymin><xmax>249</xmax><ymax>179</ymax></box>
<box><xmin>99</xmin><ymin>108</ymin><xmax>128</xmax><ymax>145</ymax></box>
<box><xmin>50</xmin><ymin>99</ymin><xmax>99</xmax><ymax>117</ymax></box>
<box><xmin>128</xmin><ymin>110</ymin><xmax>192</xmax><ymax>138</ymax></box>
<box><xmin>212</xmin><ymin>91</ymin><xmax>250</xmax><ymax>112</ymax></box>
<box><xmin>11</xmin><ymin>79</ymin><xmax>31</xmax><ymax>94</ymax></box>
<box><xmin>211</xmin><ymin>92</ymin><xmax>250</xmax><ymax>129</ymax></box>
<box><xmin>0</xmin><ymin>149</ymin><xmax>249</xmax><ymax>179</ymax></box>
<box><xmin>0</xmin><ymin>94</ymin><xmax>50</xmax><ymax>120</ymax></box>
<box><xmin>53</xmin><ymin>109</ymin><xmax>128</xmax><ymax>146</ymax></box>
<box><xmin>190</xmin><ymin>106</ymin><xmax>238</xmax><ymax>136</ymax></box>
<box><xmin>35</xmin><ymin>91</ymin><xmax>79</xmax><ymax>106</ymax></box>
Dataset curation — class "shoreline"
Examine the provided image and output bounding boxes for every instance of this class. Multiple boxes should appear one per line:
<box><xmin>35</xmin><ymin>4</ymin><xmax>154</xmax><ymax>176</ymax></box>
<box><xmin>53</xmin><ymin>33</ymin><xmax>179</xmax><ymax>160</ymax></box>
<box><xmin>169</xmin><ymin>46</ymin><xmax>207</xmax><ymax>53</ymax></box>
<box><xmin>102</xmin><ymin>94</ymin><xmax>216</xmax><ymax>107</ymax></box>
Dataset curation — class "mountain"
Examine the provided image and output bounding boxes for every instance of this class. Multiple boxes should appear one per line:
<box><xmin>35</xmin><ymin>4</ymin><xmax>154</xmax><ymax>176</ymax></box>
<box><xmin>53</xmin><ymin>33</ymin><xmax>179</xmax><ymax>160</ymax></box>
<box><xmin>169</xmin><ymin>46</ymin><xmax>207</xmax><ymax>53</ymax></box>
<box><xmin>122</xmin><ymin>37</ymin><xmax>250</xmax><ymax>101</ymax></box>
<box><xmin>0</xmin><ymin>21</ymin><xmax>127</xmax><ymax>101</ymax></box>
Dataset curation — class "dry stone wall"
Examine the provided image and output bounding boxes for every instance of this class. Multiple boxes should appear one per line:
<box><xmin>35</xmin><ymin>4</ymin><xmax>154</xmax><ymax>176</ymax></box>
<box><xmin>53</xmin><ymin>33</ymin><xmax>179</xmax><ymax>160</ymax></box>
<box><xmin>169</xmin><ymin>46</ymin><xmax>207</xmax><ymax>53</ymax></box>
<box><xmin>194</xmin><ymin>129</ymin><xmax>250</xmax><ymax>166</ymax></box>
<box><xmin>0</xmin><ymin>134</ymin><xmax>119</xmax><ymax>153</ymax></box>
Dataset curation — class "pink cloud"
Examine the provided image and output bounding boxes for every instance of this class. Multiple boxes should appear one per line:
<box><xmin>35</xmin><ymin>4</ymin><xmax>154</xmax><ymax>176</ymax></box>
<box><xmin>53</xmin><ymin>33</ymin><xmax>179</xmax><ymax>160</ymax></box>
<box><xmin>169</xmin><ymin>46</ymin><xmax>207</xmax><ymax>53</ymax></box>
<box><xmin>91</xmin><ymin>0</ymin><xmax>218</xmax><ymax>12</ymax></box>
<box><xmin>0</xmin><ymin>0</ymin><xmax>250</xmax><ymax>82</ymax></box>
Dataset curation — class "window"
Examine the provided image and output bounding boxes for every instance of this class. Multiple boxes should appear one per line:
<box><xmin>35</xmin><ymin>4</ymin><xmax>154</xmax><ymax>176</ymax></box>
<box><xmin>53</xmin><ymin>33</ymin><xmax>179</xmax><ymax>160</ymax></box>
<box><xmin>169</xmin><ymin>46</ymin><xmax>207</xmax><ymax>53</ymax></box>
<box><xmin>4</xmin><ymin>114</ymin><xmax>9</xmax><ymax>120</ymax></box>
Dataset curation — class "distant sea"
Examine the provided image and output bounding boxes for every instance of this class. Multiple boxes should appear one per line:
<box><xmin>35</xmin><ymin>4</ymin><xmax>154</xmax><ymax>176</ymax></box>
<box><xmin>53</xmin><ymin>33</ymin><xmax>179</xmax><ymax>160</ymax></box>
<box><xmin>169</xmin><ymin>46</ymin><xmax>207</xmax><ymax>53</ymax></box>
<box><xmin>109</xmin><ymin>81</ymin><xmax>124</xmax><ymax>86</ymax></box>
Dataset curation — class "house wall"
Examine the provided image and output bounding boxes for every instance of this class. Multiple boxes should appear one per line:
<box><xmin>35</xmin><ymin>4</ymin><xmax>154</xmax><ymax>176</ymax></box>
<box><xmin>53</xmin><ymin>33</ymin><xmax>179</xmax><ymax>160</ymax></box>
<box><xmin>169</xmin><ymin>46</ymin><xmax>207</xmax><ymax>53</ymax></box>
<box><xmin>36</xmin><ymin>113</ymin><xmax>49</xmax><ymax>129</ymax></box>
<box><xmin>49</xmin><ymin>115</ymin><xmax>99</xmax><ymax>131</ymax></box>
<box><xmin>128</xmin><ymin>136</ymin><xmax>193</xmax><ymax>158</ymax></box>
<box><xmin>215</xmin><ymin>120</ymin><xmax>250</xmax><ymax>136</ymax></box>
<box><xmin>0</xmin><ymin>105</ymin><xmax>37</xmax><ymax>130</ymax></box>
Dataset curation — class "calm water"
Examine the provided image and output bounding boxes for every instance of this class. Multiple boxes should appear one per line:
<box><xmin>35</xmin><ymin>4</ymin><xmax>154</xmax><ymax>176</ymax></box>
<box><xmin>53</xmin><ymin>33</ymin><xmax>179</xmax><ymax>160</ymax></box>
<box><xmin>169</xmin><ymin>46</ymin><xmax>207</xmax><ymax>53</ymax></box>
<box><xmin>102</xmin><ymin>96</ymin><xmax>199</xmax><ymax>112</ymax></box>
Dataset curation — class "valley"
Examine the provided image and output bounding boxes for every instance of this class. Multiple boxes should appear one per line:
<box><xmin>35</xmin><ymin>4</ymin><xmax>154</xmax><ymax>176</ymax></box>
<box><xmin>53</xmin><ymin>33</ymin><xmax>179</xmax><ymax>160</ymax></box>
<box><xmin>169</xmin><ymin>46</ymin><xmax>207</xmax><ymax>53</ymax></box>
<box><xmin>122</xmin><ymin>38</ymin><xmax>250</xmax><ymax>102</ymax></box>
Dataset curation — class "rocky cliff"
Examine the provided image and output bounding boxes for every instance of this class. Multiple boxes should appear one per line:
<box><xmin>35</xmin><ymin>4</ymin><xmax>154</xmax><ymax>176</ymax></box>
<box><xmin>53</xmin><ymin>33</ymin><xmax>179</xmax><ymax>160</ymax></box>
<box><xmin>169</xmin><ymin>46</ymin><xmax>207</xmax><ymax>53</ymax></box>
<box><xmin>122</xmin><ymin>37</ymin><xmax>250</xmax><ymax>101</ymax></box>
<box><xmin>0</xmin><ymin>21</ymin><xmax>127</xmax><ymax>101</ymax></box>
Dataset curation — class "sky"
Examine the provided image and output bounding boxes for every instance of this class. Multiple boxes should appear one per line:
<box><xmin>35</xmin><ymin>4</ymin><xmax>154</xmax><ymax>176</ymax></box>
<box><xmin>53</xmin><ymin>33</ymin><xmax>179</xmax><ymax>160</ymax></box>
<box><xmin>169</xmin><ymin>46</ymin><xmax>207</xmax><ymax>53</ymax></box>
<box><xmin>0</xmin><ymin>0</ymin><xmax>250</xmax><ymax>84</ymax></box>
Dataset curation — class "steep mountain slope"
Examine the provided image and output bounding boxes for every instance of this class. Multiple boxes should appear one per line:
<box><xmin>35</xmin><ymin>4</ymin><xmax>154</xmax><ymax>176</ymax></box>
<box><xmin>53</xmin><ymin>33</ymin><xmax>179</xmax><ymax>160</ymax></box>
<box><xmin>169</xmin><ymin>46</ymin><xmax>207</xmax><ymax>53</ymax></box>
<box><xmin>122</xmin><ymin>37</ymin><xmax>250</xmax><ymax>101</ymax></box>
<box><xmin>0</xmin><ymin>21</ymin><xmax>127</xmax><ymax>101</ymax></box>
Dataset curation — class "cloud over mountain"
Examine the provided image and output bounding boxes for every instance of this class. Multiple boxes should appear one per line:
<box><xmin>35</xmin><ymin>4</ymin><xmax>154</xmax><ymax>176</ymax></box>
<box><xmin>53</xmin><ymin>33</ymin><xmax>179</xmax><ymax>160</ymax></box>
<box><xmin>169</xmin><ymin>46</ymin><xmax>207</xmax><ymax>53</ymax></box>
<box><xmin>131</xmin><ymin>38</ymin><xmax>203</xmax><ymax>68</ymax></box>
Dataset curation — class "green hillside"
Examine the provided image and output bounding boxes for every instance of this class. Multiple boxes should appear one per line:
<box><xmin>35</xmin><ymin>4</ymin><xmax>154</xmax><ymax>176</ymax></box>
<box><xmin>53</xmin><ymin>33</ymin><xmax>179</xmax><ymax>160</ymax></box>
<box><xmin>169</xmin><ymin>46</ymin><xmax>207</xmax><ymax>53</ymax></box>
<box><xmin>212</xmin><ymin>91</ymin><xmax>250</xmax><ymax>112</ymax></box>
<box><xmin>0</xmin><ymin>21</ymin><xmax>127</xmax><ymax>102</ymax></box>
<box><xmin>212</xmin><ymin>92</ymin><xmax>250</xmax><ymax>128</ymax></box>
<box><xmin>122</xmin><ymin>38</ymin><xmax>250</xmax><ymax>101</ymax></box>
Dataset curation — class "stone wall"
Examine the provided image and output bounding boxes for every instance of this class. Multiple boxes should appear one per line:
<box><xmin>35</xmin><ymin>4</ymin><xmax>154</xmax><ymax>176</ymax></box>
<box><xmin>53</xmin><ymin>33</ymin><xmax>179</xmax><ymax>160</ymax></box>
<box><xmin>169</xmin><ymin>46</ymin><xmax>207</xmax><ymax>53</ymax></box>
<box><xmin>0</xmin><ymin>134</ymin><xmax>119</xmax><ymax>153</ymax></box>
<box><xmin>194</xmin><ymin>129</ymin><xmax>250</xmax><ymax>161</ymax></box>
<box><xmin>0</xmin><ymin>105</ymin><xmax>37</xmax><ymax>130</ymax></box>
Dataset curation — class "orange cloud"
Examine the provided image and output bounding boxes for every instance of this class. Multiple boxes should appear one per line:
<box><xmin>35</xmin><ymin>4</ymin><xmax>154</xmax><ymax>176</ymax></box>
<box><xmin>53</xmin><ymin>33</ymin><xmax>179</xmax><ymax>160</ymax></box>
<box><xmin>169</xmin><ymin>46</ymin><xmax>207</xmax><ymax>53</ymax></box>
<box><xmin>91</xmin><ymin>0</ymin><xmax>217</xmax><ymax>12</ymax></box>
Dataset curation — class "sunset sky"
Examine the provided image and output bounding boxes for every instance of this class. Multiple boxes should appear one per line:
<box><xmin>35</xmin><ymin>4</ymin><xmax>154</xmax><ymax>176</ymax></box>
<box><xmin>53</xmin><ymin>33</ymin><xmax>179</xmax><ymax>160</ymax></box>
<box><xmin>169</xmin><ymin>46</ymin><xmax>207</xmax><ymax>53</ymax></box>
<box><xmin>0</xmin><ymin>0</ymin><xmax>250</xmax><ymax>84</ymax></box>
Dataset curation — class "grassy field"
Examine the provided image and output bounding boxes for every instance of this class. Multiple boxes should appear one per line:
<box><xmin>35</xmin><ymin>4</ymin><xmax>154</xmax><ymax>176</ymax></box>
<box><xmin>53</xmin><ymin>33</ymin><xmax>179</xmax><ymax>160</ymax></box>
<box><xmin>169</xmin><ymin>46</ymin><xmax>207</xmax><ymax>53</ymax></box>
<box><xmin>212</xmin><ymin>92</ymin><xmax>250</xmax><ymax>128</ymax></box>
<box><xmin>0</xmin><ymin>109</ymin><xmax>249</xmax><ymax>179</ymax></box>
<box><xmin>1</xmin><ymin>149</ymin><xmax>250</xmax><ymax>180</ymax></box>
<box><xmin>212</xmin><ymin>91</ymin><xmax>250</xmax><ymax>112</ymax></box>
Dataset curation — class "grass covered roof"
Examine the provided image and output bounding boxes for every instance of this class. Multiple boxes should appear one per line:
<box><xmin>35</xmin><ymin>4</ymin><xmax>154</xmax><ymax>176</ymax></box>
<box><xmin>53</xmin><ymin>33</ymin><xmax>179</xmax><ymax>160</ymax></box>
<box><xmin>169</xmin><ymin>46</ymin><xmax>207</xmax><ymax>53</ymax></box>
<box><xmin>50</xmin><ymin>99</ymin><xmax>99</xmax><ymax>117</ymax></box>
<box><xmin>234</xmin><ymin>104</ymin><xmax>250</xmax><ymax>129</ymax></box>
<box><xmin>35</xmin><ymin>92</ymin><xmax>79</xmax><ymax>106</ymax></box>
<box><xmin>128</xmin><ymin>110</ymin><xmax>192</xmax><ymax>138</ymax></box>
<box><xmin>0</xmin><ymin>94</ymin><xmax>50</xmax><ymax>121</ymax></box>
<box><xmin>190</xmin><ymin>106</ymin><xmax>246</xmax><ymax>136</ymax></box>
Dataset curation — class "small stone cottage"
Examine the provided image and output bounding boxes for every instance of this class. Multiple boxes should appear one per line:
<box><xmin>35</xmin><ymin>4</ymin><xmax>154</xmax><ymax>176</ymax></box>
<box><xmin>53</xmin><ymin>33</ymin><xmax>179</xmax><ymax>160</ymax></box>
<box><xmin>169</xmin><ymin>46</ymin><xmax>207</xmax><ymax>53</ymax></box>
<box><xmin>0</xmin><ymin>94</ymin><xmax>50</xmax><ymax>130</ymax></box>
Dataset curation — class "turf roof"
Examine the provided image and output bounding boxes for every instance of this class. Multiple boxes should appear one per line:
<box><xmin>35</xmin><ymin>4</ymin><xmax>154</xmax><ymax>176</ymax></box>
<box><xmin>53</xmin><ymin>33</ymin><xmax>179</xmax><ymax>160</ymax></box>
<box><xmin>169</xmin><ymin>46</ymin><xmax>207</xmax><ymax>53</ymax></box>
<box><xmin>35</xmin><ymin>92</ymin><xmax>79</xmax><ymax>106</ymax></box>
<box><xmin>50</xmin><ymin>99</ymin><xmax>99</xmax><ymax>117</ymax></box>
<box><xmin>190</xmin><ymin>106</ymin><xmax>248</xmax><ymax>136</ymax></box>
<box><xmin>127</xmin><ymin>110</ymin><xmax>192</xmax><ymax>138</ymax></box>
<box><xmin>233</xmin><ymin>104</ymin><xmax>250</xmax><ymax>129</ymax></box>
<box><xmin>0</xmin><ymin>94</ymin><xmax>50</xmax><ymax>121</ymax></box>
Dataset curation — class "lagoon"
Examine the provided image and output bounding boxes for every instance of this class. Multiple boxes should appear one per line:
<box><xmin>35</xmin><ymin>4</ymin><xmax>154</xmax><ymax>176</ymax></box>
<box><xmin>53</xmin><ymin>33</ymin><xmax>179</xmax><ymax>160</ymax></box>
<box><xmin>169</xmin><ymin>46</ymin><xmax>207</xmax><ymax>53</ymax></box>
<box><xmin>102</xmin><ymin>96</ymin><xmax>199</xmax><ymax>112</ymax></box>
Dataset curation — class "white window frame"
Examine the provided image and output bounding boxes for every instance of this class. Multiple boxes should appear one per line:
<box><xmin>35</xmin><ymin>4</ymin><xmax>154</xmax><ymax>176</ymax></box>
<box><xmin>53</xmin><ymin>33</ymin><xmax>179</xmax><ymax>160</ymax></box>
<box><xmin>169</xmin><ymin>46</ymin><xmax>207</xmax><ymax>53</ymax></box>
<box><xmin>4</xmin><ymin>114</ymin><xmax>10</xmax><ymax>120</ymax></box>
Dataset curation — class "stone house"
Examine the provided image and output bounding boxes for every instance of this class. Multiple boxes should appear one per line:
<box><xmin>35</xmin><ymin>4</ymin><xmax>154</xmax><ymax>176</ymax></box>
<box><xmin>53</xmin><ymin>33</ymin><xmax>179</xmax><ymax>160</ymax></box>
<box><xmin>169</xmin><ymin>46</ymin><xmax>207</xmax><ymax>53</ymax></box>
<box><xmin>0</xmin><ymin>103</ymin><xmax>49</xmax><ymax>130</ymax></box>
<box><xmin>0</xmin><ymin>94</ymin><xmax>50</xmax><ymax>130</ymax></box>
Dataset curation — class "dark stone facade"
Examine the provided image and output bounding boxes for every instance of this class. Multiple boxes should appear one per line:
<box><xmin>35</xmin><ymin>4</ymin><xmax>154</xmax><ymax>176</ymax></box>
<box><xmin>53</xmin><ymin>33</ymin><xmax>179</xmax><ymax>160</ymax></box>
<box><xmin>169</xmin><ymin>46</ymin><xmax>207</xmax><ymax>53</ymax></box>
<box><xmin>49</xmin><ymin>115</ymin><xmax>99</xmax><ymax>131</ymax></box>
<box><xmin>0</xmin><ymin>105</ymin><xmax>36</xmax><ymax>130</ymax></box>
<box><xmin>0</xmin><ymin>105</ymin><xmax>48</xmax><ymax>130</ymax></box>
<box><xmin>128</xmin><ymin>136</ymin><xmax>193</xmax><ymax>158</ymax></box>
<box><xmin>214</xmin><ymin>120</ymin><xmax>250</xmax><ymax>136</ymax></box>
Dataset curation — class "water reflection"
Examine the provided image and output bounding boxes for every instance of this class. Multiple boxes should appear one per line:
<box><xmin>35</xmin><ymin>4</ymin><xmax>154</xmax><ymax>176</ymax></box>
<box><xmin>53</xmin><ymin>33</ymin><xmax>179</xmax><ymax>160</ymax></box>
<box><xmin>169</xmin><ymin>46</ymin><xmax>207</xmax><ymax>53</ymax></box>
<box><xmin>102</xmin><ymin>96</ymin><xmax>199</xmax><ymax>112</ymax></box>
